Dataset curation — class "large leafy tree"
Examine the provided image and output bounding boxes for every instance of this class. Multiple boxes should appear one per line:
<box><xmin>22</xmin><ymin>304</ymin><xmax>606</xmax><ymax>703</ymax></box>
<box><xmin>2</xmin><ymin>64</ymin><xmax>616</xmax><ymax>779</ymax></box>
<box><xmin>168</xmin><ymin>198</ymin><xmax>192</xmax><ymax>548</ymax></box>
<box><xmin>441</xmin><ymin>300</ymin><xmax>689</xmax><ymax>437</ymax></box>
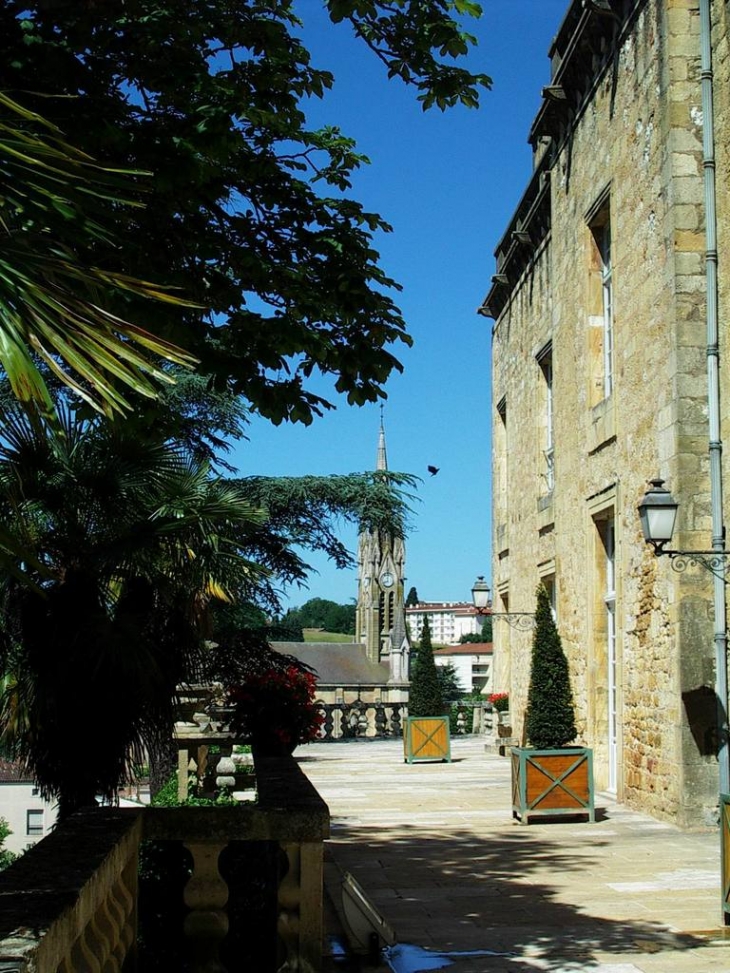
<box><xmin>0</xmin><ymin>0</ymin><xmax>491</xmax><ymax>424</ymax></box>
<box><xmin>0</xmin><ymin>407</ymin><xmax>268</xmax><ymax>816</ymax></box>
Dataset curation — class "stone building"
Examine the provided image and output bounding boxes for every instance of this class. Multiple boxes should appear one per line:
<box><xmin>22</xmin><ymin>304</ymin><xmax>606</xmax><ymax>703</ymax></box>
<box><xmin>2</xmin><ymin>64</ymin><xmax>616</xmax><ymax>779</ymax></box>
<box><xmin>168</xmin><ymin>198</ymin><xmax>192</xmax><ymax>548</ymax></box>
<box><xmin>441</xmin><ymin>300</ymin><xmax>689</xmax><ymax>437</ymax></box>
<box><xmin>405</xmin><ymin>601</ymin><xmax>485</xmax><ymax>644</ymax></box>
<box><xmin>482</xmin><ymin>0</ymin><xmax>730</xmax><ymax>826</ymax></box>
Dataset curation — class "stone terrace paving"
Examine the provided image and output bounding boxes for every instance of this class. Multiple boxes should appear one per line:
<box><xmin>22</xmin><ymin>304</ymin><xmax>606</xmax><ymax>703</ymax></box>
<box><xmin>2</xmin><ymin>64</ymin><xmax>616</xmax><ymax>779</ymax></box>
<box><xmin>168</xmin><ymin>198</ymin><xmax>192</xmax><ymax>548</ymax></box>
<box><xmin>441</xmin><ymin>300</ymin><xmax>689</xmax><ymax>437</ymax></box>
<box><xmin>297</xmin><ymin>736</ymin><xmax>730</xmax><ymax>973</ymax></box>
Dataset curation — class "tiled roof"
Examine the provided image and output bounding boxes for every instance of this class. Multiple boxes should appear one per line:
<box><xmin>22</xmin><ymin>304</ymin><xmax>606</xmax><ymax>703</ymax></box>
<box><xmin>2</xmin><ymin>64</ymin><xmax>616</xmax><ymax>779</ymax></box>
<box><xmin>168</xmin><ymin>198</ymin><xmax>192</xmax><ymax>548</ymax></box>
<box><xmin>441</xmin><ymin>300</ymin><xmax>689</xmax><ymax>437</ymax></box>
<box><xmin>433</xmin><ymin>643</ymin><xmax>493</xmax><ymax>656</ymax></box>
<box><xmin>0</xmin><ymin>758</ymin><xmax>33</xmax><ymax>783</ymax></box>
<box><xmin>271</xmin><ymin>642</ymin><xmax>390</xmax><ymax>685</ymax></box>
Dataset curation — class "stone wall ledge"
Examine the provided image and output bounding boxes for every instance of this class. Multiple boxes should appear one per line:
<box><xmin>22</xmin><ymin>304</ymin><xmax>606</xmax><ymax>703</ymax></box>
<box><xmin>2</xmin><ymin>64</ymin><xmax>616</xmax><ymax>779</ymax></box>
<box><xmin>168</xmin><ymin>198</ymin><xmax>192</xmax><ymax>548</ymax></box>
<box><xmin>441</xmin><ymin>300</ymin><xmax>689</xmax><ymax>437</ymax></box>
<box><xmin>0</xmin><ymin>752</ymin><xmax>330</xmax><ymax>972</ymax></box>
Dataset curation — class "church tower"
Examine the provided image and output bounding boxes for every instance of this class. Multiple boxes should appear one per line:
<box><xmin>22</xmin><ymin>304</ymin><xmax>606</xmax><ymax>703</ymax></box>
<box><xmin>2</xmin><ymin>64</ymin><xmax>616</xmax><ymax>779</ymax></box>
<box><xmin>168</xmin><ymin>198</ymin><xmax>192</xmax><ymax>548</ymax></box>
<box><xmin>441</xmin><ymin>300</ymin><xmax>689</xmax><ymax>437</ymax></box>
<box><xmin>355</xmin><ymin>415</ymin><xmax>408</xmax><ymax>667</ymax></box>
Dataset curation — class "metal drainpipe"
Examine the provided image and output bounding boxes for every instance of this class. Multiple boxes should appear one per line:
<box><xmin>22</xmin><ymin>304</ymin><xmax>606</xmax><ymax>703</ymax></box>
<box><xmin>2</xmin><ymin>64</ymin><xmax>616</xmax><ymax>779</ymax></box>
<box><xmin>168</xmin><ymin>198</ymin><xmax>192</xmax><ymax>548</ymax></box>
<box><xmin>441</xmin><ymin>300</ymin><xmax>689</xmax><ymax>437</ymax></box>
<box><xmin>699</xmin><ymin>0</ymin><xmax>729</xmax><ymax>796</ymax></box>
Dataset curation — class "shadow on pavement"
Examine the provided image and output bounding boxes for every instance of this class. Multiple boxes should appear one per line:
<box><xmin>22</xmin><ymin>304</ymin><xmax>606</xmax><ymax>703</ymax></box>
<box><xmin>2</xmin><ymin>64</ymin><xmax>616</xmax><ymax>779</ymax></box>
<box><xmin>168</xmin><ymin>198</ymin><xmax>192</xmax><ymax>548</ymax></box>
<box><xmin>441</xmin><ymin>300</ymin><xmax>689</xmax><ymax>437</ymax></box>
<box><xmin>326</xmin><ymin>822</ymin><xmax>709</xmax><ymax>972</ymax></box>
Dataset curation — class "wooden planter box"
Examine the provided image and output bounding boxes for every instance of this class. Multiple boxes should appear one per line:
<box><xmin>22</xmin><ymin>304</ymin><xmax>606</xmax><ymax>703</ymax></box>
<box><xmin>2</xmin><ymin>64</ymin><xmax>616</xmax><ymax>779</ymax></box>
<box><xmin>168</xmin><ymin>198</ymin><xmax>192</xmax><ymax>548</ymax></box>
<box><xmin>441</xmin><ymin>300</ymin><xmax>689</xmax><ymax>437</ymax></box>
<box><xmin>722</xmin><ymin>793</ymin><xmax>730</xmax><ymax>917</ymax></box>
<box><xmin>403</xmin><ymin>716</ymin><xmax>451</xmax><ymax>764</ymax></box>
<box><xmin>511</xmin><ymin>746</ymin><xmax>594</xmax><ymax>824</ymax></box>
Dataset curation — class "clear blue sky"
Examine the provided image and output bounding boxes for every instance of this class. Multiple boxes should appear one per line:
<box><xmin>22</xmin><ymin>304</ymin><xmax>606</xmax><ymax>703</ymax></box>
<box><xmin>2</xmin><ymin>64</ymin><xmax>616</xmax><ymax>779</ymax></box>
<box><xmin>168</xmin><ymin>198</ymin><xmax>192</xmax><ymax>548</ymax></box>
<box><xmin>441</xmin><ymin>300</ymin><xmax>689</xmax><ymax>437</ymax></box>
<box><xmin>229</xmin><ymin>1</ymin><xmax>568</xmax><ymax>610</ymax></box>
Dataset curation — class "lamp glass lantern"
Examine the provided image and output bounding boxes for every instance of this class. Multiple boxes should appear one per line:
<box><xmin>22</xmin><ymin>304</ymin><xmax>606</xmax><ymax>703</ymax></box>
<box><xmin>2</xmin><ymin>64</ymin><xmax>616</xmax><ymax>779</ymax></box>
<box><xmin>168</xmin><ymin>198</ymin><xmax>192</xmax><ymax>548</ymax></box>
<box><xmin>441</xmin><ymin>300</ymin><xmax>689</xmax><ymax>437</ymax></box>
<box><xmin>471</xmin><ymin>576</ymin><xmax>491</xmax><ymax>613</ymax></box>
<box><xmin>638</xmin><ymin>477</ymin><xmax>678</xmax><ymax>551</ymax></box>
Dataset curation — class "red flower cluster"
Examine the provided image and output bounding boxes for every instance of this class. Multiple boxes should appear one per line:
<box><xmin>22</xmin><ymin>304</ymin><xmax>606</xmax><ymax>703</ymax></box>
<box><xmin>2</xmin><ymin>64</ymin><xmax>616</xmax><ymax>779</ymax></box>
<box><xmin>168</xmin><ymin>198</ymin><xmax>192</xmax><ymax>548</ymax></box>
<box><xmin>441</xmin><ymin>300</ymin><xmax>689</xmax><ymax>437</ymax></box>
<box><xmin>227</xmin><ymin>665</ymin><xmax>324</xmax><ymax>753</ymax></box>
<box><xmin>487</xmin><ymin>692</ymin><xmax>510</xmax><ymax>712</ymax></box>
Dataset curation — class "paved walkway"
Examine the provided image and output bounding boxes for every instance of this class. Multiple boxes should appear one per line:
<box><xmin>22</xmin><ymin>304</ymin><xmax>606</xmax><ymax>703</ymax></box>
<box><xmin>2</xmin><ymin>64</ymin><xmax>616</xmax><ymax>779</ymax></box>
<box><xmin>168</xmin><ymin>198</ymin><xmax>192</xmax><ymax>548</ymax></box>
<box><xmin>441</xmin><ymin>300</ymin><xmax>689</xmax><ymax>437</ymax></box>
<box><xmin>297</xmin><ymin>736</ymin><xmax>730</xmax><ymax>973</ymax></box>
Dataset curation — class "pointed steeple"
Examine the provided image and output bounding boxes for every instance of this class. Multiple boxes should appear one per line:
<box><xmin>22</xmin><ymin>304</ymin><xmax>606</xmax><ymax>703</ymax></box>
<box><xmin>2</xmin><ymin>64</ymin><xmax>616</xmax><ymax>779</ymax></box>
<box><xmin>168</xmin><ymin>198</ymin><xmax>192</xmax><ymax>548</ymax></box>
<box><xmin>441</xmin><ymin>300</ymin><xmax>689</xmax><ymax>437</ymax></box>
<box><xmin>356</xmin><ymin>409</ymin><xmax>408</xmax><ymax>667</ymax></box>
<box><xmin>376</xmin><ymin>405</ymin><xmax>388</xmax><ymax>471</ymax></box>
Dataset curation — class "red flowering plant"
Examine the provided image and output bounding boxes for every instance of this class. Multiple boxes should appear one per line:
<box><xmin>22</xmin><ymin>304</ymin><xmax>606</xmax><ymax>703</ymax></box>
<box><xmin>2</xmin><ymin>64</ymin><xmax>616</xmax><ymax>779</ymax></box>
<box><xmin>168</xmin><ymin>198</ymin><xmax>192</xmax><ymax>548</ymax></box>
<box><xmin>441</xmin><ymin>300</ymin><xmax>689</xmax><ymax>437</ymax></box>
<box><xmin>487</xmin><ymin>692</ymin><xmax>510</xmax><ymax>713</ymax></box>
<box><xmin>226</xmin><ymin>662</ymin><xmax>324</xmax><ymax>756</ymax></box>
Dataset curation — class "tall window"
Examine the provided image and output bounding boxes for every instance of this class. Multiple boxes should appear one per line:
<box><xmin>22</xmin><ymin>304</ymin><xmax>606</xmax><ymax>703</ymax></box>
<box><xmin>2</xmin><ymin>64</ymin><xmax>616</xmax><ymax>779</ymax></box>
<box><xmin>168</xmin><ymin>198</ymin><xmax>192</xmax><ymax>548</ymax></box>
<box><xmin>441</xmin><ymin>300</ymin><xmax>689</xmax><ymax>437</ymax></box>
<box><xmin>595</xmin><ymin>513</ymin><xmax>617</xmax><ymax>794</ymax></box>
<box><xmin>495</xmin><ymin>397</ymin><xmax>508</xmax><ymax>547</ymax></box>
<box><xmin>537</xmin><ymin>344</ymin><xmax>554</xmax><ymax>492</ymax></box>
<box><xmin>587</xmin><ymin>193</ymin><xmax>613</xmax><ymax>405</ymax></box>
<box><xmin>598</xmin><ymin>223</ymin><xmax>613</xmax><ymax>397</ymax></box>
<box><xmin>541</xmin><ymin>573</ymin><xmax>557</xmax><ymax>621</ymax></box>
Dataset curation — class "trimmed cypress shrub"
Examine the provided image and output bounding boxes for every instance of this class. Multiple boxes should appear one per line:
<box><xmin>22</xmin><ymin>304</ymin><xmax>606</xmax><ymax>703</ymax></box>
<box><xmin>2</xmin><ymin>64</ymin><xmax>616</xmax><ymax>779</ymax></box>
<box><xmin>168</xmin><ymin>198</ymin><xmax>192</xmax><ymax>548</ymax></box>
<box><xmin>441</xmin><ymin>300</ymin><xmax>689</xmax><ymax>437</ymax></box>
<box><xmin>408</xmin><ymin>618</ymin><xmax>444</xmax><ymax>717</ymax></box>
<box><xmin>525</xmin><ymin>585</ymin><xmax>577</xmax><ymax>749</ymax></box>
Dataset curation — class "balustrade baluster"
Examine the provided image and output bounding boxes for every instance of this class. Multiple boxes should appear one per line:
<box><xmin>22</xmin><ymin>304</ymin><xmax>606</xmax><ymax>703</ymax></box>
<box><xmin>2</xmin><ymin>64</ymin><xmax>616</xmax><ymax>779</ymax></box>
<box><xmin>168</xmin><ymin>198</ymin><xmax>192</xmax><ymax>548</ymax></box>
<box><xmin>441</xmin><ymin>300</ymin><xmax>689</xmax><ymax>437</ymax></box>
<box><xmin>322</xmin><ymin>704</ymin><xmax>334</xmax><ymax>740</ymax></box>
<box><xmin>183</xmin><ymin>841</ymin><xmax>230</xmax><ymax>973</ymax></box>
<box><xmin>375</xmin><ymin>703</ymin><xmax>387</xmax><ymax>737</ymax></box>
<box><xmin>277</xmin><ymin>841</ymin><xmax>324</xmax><ymax>973</ymax></box>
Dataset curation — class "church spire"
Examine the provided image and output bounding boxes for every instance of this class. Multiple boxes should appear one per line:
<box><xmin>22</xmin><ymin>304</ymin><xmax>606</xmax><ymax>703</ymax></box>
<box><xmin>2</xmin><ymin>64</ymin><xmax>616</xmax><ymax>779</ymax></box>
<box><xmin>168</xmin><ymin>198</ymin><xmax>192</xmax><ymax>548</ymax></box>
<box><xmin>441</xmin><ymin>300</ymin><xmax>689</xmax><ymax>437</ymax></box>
<box><xmin>377</xmin><ymin>405</ymin><xmax>388</xmax><ymax>471</ymax></box>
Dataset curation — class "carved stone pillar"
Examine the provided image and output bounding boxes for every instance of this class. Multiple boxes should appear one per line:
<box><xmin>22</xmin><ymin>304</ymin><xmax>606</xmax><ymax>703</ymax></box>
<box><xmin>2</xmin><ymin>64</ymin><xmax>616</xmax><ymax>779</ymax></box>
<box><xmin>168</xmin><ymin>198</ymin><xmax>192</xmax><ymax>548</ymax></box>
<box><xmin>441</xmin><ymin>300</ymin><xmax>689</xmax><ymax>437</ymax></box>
<box><xmin>183</xmin><ymin>841</ymin><xmax>229</xmax><ymax>973</ymax></box>
<box><xmin>277</xmin><ymin>841</ymin><xmax>324</xmax><ymax>972</ymax></box>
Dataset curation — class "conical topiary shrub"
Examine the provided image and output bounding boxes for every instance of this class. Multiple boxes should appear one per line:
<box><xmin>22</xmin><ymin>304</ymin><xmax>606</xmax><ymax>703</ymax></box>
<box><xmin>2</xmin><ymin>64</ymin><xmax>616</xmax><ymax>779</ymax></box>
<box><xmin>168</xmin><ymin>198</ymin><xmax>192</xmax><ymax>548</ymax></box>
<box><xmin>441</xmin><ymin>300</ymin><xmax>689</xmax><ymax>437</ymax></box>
<box><xmin>408</xmin><ymin>617</ymin><xmax>444</xmax><ymax>717</ymax></box>
<box><xmin>524</xmin><ymin>584</ymin><xmax>576</xmax><ymax>749</ymax></box>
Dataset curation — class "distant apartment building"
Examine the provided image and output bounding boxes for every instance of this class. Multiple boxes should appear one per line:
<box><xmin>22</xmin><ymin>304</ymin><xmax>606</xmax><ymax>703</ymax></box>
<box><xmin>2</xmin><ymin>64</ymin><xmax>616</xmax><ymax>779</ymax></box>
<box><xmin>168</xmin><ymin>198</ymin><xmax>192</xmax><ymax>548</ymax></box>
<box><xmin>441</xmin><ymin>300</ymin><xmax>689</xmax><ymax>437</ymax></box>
<box><xmin>405</xmin><ymin>602</ymin><xmax>485</xmax><ymax>645</ymax></box>
<box><xmin>0</xmin><ymin>759</ymin><xmax>57</xmax><ymax>856</ymax></box>
<box><xmin>433</xmin><ymin>643</ymin><xmax>493</xmax><ymax>696</ymax></box>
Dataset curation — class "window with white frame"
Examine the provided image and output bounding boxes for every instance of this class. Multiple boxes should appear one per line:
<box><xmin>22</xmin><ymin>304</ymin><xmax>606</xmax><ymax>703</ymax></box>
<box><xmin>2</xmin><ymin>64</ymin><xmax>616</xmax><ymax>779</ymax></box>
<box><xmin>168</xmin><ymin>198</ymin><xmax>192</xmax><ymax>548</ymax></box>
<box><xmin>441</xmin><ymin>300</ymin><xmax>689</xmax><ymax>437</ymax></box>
<box><xmin>587</xmin><ymin>192</ymin><xmax>614</xmax><ymax>405</ymax></box>
<box><xmin>26</xmin><ymin>809</ymin><xmax>44</xmax><ymax>836</ymax></box>
<box><xmin>537</xmin><ymin>344</ymin><xmax>554</xmax><ymax>492</ymax></box>
<box><xmin>598</xmin><ymin>222</ymin><xmax>613</xmax><ymax>397</ymax></box>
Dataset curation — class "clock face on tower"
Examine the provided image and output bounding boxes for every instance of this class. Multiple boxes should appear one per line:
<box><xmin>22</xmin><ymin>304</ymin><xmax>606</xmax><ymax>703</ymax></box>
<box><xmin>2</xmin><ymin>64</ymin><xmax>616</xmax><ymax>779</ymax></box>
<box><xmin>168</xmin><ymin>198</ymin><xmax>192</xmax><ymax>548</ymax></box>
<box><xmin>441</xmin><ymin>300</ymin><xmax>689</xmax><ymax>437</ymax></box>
<box><xmin>380</xmin><ymin>571</ymin><xmax>394</xmax><ymax>588</ymax></box>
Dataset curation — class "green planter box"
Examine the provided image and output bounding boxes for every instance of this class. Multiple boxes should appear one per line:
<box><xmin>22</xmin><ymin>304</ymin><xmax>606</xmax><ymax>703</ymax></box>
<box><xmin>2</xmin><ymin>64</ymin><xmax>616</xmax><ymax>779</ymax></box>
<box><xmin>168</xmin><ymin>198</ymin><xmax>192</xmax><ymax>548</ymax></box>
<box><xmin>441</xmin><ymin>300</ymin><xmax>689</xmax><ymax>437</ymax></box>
<box><xmin>511</xmin><ymin>746</ymin><xmax>594</xmax><ymax>824</ymax></box>
<box><xmin>403</xmin><ymin>716</ymin><xmax>451</xmax><ymax>764</ymax></box>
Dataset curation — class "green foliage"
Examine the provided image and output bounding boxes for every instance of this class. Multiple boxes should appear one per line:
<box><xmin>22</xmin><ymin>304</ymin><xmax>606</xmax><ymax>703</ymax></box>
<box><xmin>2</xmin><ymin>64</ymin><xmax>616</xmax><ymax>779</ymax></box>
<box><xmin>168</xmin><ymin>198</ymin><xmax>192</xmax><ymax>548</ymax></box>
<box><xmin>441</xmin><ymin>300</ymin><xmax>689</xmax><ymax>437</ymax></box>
<box><xmin>435</xmin><ymin>661</ymin><xmax>463</xmax><ymax>701</ymax></box>
<box><xmin>408</xmin><ymin>618</ymin><xmax>444</xmax><ymax>717</ymax></box>
<box><xmin>285</xmin><ymin>598</ymin><xmax>356</xmax><ymax>635</ymax></box>
<box><xmin>0</xmin><ymin>408</ymin><xmax>266</xmax><ymax>817</ymax></box>
<box><xmin>459</xmin><ymin>618</ymin><xmax>492</xmax><ymax>643</ymax></box>
<box><xmin>151</xmin><ymin>774</ymin><xmax>237</xmax><ymax>807</ymax></box>
<box><xmin>0</xmin><ymin>92</ymin><xmax>197</xmax><ymax>420</ymax></box>
<box><xmin>0</xmin><ymin>817</ymin><xmax>16</xmax><ymax>871</ymax></box>
<box><xmin>525</xmin><ymin>586</ymin><xmax>577</xmax><ymax>750</ymax></box>
<box><xmin>211</xmin><ymin>602</ymin><xmax>304</xmax><ymax>643</ymax></box>
<box><xmin>405</xmin><ymin>586</ymin><xmax>419</xmax><ymax>606</ymax></box>
<box><xmin>0</xmin><ymin>403</ymin><xmax>414</xmax><ymax>811</ymax></box>
<box><xmin>0</xmin><ymin>1</ymin><xmax>490</xmax><ymax>426</ymax></box>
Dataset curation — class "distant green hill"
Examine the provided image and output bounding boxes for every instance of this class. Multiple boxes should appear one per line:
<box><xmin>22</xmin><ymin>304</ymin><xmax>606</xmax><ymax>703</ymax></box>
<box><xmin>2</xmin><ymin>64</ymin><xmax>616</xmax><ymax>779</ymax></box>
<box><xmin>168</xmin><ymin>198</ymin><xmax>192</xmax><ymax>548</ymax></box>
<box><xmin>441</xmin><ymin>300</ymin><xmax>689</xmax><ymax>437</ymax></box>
<box><xmin>302</xmin><ymin>628</ymin><xmax>357</xmax><ymax>643</ymax></box>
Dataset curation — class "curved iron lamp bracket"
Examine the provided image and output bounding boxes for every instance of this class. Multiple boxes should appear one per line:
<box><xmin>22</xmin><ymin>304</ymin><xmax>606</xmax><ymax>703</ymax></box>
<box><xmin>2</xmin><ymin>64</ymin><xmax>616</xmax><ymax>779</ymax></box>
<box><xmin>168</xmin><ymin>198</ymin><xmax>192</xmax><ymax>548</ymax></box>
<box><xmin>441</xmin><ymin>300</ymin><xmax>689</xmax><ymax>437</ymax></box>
<box><xmin>658</xmin><ymin>548</ymin><xmax>730</xmax><ymax>583</ymax></box>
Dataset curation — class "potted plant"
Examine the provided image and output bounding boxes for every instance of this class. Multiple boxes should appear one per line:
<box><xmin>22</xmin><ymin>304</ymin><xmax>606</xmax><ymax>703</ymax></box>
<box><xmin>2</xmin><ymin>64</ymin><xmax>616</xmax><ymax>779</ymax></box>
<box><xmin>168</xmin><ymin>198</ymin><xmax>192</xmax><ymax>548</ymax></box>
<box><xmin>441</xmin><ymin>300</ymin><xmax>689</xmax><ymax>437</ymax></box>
<box><xmin>404</xmin><ymin>618</ymin><xmax>451</xmax><ymax>763</ymax></box>
<box><xmin>487</xmin><ymin>692</ymin><xmax>510</xmax><ymax>723</ymax></box>
<box><xmin>511</xmin><ymin>585</ymin><xmax>594</xmax><ymax>824</ymax></box>
<box><xmin>227</xmin><ymin>661</ymin><xmax>324</xmax><ymax>757</ymax></box>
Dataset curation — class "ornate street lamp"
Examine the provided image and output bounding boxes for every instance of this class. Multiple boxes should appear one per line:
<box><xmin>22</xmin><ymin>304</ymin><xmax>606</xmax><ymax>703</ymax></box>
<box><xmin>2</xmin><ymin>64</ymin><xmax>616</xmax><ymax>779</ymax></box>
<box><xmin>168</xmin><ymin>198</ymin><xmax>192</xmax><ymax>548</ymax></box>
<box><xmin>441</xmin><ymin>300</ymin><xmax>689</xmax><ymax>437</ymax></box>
<box><xmin>638</xmin><ymin>474</ymin><xmax>730</xmax><ymax>801</ymax></box>
<box><xmin>638</xmin><ymin>477</ymin><xmax>730</xmax><ymax>581</ymax></box>
<box><xmin>470</xmin><ymin>577</ymin><xmax>535</xmax><ymax>631</ymax></box>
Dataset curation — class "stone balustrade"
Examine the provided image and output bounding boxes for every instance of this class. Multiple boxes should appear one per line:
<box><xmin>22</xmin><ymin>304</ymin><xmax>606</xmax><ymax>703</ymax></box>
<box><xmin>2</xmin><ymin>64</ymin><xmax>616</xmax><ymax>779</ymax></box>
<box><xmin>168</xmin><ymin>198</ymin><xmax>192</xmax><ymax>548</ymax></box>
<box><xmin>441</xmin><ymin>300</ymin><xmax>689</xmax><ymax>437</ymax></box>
<box><xmin>0</xmin><ymin>753</ymin><xmax>329</xmax><ymax>973</ymax></box>
<box><xmin>317</xmin><ymin>701</ymin><xmax>404</xmax><ymax>740</ymax></box>
<box><xmin>316</xmin><ymin>701</ymin><xmax>490</xmax><ymax>741</ymax></box>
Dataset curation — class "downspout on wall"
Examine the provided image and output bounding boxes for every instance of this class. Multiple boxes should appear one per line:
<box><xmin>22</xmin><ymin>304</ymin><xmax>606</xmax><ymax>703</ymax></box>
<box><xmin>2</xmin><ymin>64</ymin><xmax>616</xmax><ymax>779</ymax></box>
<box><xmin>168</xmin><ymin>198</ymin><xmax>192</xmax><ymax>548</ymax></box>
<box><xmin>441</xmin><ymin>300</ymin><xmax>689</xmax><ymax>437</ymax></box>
<box><xmin>699</xmin><ymin>0</ymin><xmax>729</xmax><ymax>796</ymax></box>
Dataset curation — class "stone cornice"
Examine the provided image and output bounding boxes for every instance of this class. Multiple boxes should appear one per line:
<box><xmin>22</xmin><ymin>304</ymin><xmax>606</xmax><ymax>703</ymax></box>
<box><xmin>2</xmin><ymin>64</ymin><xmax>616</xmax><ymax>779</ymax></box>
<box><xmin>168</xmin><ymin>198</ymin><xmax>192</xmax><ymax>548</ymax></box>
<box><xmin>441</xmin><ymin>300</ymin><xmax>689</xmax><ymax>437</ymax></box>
<box><xmin>479</xmin><ymin>0</ymin><xmax>646</xmax><ymax>322</ymax></box>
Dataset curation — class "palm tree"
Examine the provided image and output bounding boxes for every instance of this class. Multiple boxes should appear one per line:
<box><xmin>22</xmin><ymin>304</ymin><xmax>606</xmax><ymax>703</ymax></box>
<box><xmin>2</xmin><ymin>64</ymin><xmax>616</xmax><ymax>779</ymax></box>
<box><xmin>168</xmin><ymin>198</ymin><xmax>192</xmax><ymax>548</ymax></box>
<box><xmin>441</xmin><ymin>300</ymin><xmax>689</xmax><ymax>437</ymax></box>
<box><xmin>0</xmin><ymin>406</ymin><xmax>265</xmax><ymax>817</ymax></box>
<box><xmin>1</xmin><ymin>91</ymin><xmax>197</xmax><ymax>419</ymax></box>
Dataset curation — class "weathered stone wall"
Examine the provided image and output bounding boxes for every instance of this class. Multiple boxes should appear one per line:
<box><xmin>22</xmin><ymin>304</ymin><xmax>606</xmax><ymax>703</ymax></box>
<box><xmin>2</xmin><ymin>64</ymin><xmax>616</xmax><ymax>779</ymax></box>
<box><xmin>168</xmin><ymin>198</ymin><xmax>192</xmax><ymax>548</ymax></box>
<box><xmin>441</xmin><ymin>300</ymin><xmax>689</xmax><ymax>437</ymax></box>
<box><xmin>491</xmin><ymin>0</ymin><xmax>723</xmax><ymax>826</ymax></box>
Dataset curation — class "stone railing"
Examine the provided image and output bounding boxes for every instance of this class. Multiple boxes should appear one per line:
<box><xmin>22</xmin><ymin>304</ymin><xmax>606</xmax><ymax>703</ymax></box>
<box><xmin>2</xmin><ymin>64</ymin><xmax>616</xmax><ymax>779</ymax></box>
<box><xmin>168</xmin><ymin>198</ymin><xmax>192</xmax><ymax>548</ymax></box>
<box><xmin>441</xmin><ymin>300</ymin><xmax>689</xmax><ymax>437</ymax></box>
<box><xmin>317</xmin><ymin>701</ymin><xmax>405</xmax><ymax>740</ymax></box>
<box><xmin>316</xmin><ymin>701</ymin><xmax>495</xmax><ymax>741</ymax></box>
<box><xmin>0</xmin><ymin>753</ymin><xmax>329</xmax><ymax>973</ymax></box>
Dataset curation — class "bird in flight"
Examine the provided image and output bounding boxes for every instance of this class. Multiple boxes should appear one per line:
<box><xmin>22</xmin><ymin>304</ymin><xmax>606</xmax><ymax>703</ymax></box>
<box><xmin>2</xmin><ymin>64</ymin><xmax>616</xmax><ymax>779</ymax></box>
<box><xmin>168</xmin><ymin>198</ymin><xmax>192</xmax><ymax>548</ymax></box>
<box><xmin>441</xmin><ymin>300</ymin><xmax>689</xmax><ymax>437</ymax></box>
<box><xmin>427</xmin><ymin>465</ymin><xmax>439</xmax><ymax>476</ymax></box>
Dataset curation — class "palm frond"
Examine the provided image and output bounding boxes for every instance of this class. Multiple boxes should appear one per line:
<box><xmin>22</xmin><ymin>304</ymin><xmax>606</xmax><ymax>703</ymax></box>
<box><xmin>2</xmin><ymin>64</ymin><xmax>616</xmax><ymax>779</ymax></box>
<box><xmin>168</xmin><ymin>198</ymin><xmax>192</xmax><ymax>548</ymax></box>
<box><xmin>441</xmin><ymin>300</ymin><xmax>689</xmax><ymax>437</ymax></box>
<box><xmin>0</xmin><ymin>91</ymin><xmax>200</xmax><ymax>417</ymax></box>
